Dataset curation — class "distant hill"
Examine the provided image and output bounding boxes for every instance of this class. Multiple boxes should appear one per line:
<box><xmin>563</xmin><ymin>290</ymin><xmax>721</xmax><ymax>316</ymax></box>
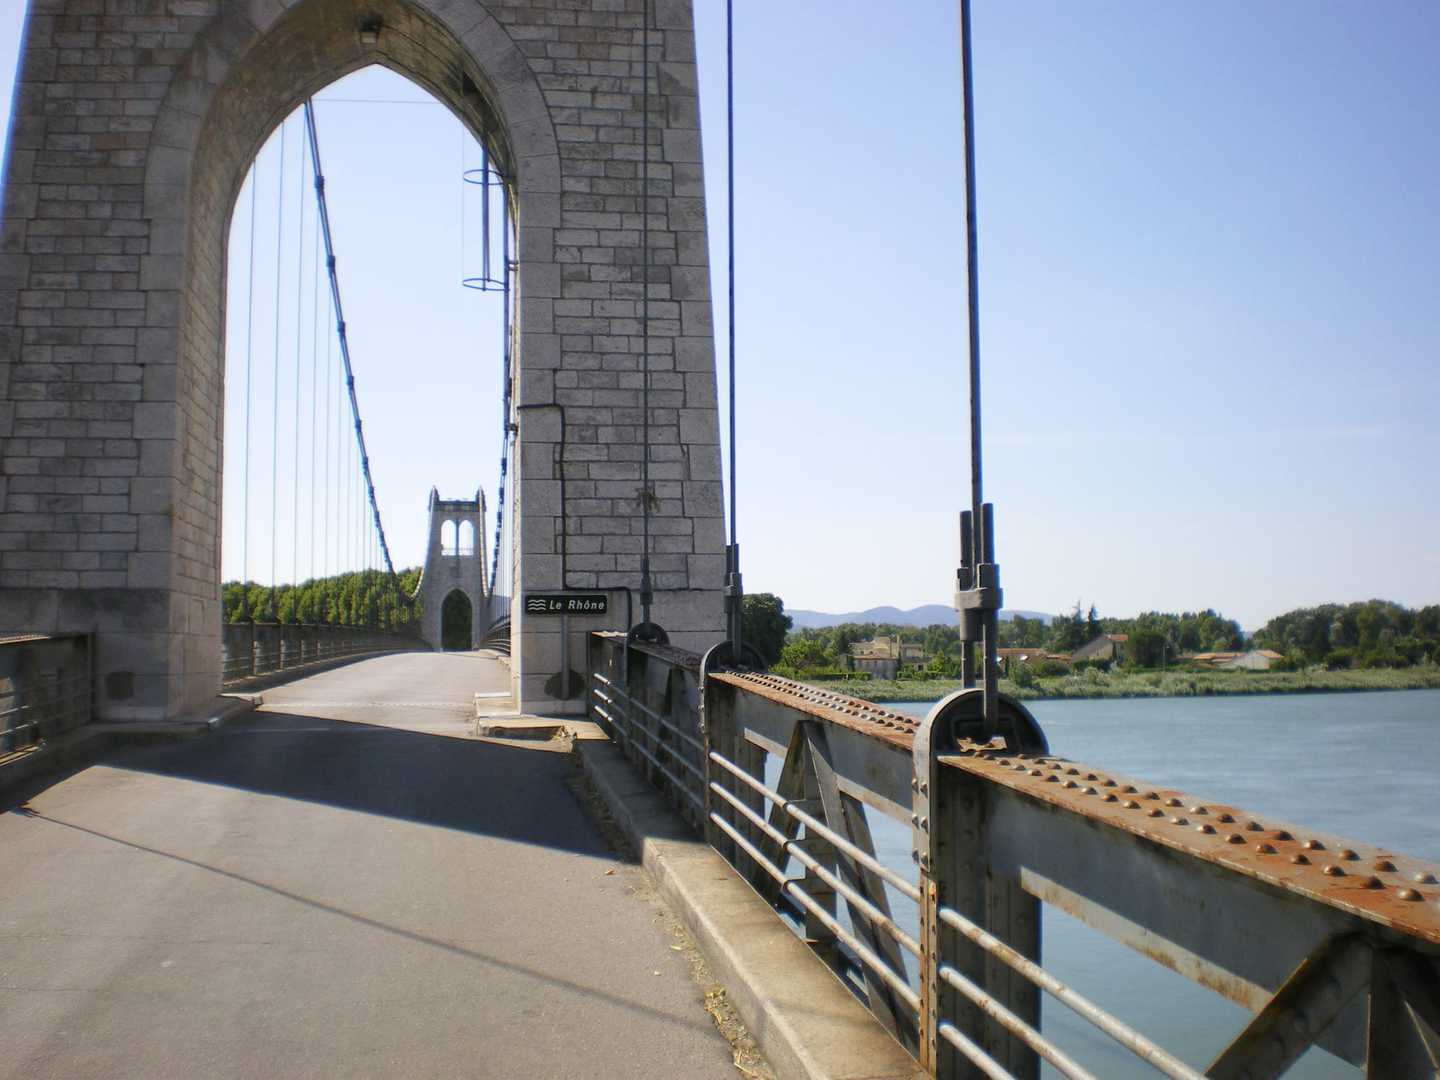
<box><xmin>787</xmin><ymin>605</ymin><xmax>1054</xmax><ymax>630</ymax></box>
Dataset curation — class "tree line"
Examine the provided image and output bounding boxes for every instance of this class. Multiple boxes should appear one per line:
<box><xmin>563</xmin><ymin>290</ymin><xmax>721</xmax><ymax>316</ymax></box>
<box><xmin>221</xmin><ymin>567</ymin><xmax>423</xmax><ymax>633</ymax></box>
<box><xmin>1253</xmin><ymin>599</ymin><xmax>1440</xmax><ymax>670</ymax></box>
<box><xmin>773</xmin><ymin>602</ymin><xmax>1245</xmax><ymax>674</ymax></box>
<box><xmin>754</xmin><ymin>594</ymin><xmax>1440</xmax><ymax>677</ymax></box>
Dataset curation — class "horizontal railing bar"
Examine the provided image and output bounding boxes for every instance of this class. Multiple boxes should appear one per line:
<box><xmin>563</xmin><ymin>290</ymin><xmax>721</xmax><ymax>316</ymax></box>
<box><xmin>937</xmin><ymin>906</ymin><xmax>1203</xmax><ymax>1080</ymax></box>
<box><xmin>592</xmin><ymin>673</ymin><xmax>705</xmax><ymax>754</ymax></box>
<box><xmin>938</xmin><ymin>963</ymin><xmax>1096</xmax><ymax>1080</ymax></box>
<box><xmin>594</xmin><ymin>703</ymin><xmax>703</xmax><ymax>809</ymax></box>
<box><xmin>708</xmin><ymin>750</ymin><xmax>922</xmax><ymax>903</ymax></box>
<box><xmin>937</xmin><ymin>1021</ymin><xmax>1014</xmax><ymax>1080</ymax></box>
<box><xmin>597</xmin><ymin>696</ymin><xmax>704</xmax><ymax>782</ymax></box>
<box><xmin>708</xmin><ymin>778</ymin><xmax>921</xmax><ymax>958</ymax></box>
<box><xmin>625</xmin><ymin>696</ymin><xmax>705</xmax><ymax>753</ymax></box>
<box><xmin>709</xmin><ymin>811</ymin><xmax>922</xmax><ymax>1016</ymax></box>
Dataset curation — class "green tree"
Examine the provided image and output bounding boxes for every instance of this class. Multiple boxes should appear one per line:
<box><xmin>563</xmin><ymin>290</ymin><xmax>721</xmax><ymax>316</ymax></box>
<box><xmin>742</xmin><ymin>593</ymin><xmax>792</xmax><ymax>666</ymax></box>
<box><xmin>1124</xmin><ymin>627</ymin><xmax>1167</xmax><ymax>669</ymax></box>
<box><xmin>779</xmin><ymin>638</ymin><xmax>833</xmax><ymax>673</ymax></box>
<box><xmin>1050</xmin><ymin>602</ymin><xmax>1088</xmax><ymax>653</ymax></box>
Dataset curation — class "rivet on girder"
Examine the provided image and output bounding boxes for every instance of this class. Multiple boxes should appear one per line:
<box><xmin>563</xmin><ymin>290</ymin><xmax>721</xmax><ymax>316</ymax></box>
<box><xmin>1045</xmin><ymin>776</ymin><xmax>1059</xmax><ymax>783</ymax></box>
<box><xmin>1374</xmin><ymin>859</ymin><xmax>1396</xmax><ymax>872</ymax></box>
<box><xmin>1397</xmin><ymin>888</ymin><xmax>1423</xmax><ymax>901</ymax></box>
<box><xmin>1082</xmin><ymin>786</ymin><xmax>1098</xmax><ymax>796</ymax></box>
<box><xmin>1292</xmin><ymin>854</ymin><xmax>1310</xmax><ymax>865</ymax></box>
<box><xmin>1123</xmin><ymin>785</ymin><xmax>1138</xmax><ymax>794</ymax></box>
<box><xmin>1322</xmin><ymin>865</ymin><xmax>1345</xmax><ymax>877</ymax></box>
<box><xmin>1338</xmin><ymin>849</ymin><xmax>1358</xmax><ymax>860</ymax></box>
<box><xmin>1415</xmin><ymin>872</ymin><xmax>1439</xmax><ymax>884</ymax></box>
<box><xmin>1170</xmin><ymin>816</ymin><xmax>1188</xmax><ymax>826</ymax></box>
<box><xmin>1191</xmin><ymin>805</ymin><xmax>1208</xmax><ymax>815</ymax></box>
<box><xmin>1028</xmin><ymin>768</ymin><xmax>1042</xmax><ymax>776</ymax></box>
<box><xmin>1197</xmin><ymin>823</ymin><xmax>1215</xmax><ymax>834</ymax></box>
<box><xmin>1064</xmin><ymin>780</ymin><xmax>1078</xmax><ymax>789</ymax></box>
<box><xmin>1274</xmin><ymin>829</ymin><xmax>1293</xmax><ymax>840</ymax></box>
<box><xmin>1165</xmin><ymin>797</ymin><xmax>1183</xmax><ymax>807</ymax></box>
<box><xmin>1122</xmin><ymin>800</ymin><xmax>1140</xmax><ymax>810</ymax></box>
<box><xmin>1216</xmin><ymin>813</ymin><xmax>1235</xmax><ymax>823</ymax></box>
<box><xmin>1256</xmin><ymin>843</ymin><xmax>1277</xmax><ymax>854</ymax></box>
<box><xmin>1147</xmin><ymin>809</ymin><xmax>1164</xmax><ymax>818</ymax></box>
<box><xmin>1361</xmin><ymin>876</ymin><xmax>1383</xmax><ymax>889</ymax></box>
<box><xmin>1304</xmin><ymin>840</ymin><xmax>1325</xmax><ymax>851</ymax></box>
<box><xmin>1102</xmin><ymin>794</ymin><xmax>1117</xmax><ymax>802</ymax></box>
<box><xmin>1084</xmin><ymin>773</ymin><xmax>1098</xmax><ymax>781</ymax></box>
<box><xmin>1226</xmin><ymin>834</ymin><xmax>1245</xmax><ymax>844</ymax></box>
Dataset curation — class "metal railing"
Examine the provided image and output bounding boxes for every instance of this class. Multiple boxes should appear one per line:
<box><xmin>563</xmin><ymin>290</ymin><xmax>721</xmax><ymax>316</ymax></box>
<box><xmin>588</xmin><ymin>631</ymin><xmax>1440</xmax><ymax>1079</ymax></box>
<box><xmin>221</xmin><ymin>623</ymin><xmax>422</xmax><ymax>684</ymax></box>
<box><xmin>0</xmin><ymin>633</ymin><xmax>93</xmax><ymax>754</ymax></box>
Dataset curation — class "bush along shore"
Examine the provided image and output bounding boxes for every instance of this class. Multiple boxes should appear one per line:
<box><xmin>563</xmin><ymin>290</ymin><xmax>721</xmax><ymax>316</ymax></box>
<box><xmin>800</xmin><ymin>664</ymin><xmax>1440</xmax><ymax>705</ymax></box>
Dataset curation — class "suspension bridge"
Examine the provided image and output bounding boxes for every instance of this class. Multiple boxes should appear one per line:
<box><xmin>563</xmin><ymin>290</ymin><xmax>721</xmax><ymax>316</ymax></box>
<box><xmin>1</xmin><ymin>2</ymin><xmax>1437</xmax><ymax>1079</ymax></box>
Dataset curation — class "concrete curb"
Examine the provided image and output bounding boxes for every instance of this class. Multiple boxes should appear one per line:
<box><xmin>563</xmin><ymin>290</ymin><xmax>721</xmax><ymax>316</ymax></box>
<box><xmin>0</xmin><ymin>694</ymin><xmax>259</xmax><ymax>798</ymax></box>
<box><xmin>576</xmin><ymin>739</ymin><xmax>924</xmax><ymax>1080</ymax></box>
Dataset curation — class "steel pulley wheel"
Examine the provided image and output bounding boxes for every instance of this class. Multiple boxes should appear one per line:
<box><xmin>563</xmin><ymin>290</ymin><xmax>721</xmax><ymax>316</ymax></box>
<box><xmin>626</xmin><ymin>622</ymin><xmax>669</xmax><ymax>647</ymax></box>
<box><xmin>924</xmin><ymin>687</ymin><xmax>1049</xmax><ymax>756</ymax></box>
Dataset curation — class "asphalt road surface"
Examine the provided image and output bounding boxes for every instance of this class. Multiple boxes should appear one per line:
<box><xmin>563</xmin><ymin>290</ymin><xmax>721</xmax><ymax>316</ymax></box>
<box><xmin>0</xmin><ymin>652</ymin><xmax>738</xmax><ymax>1079</ymax></box>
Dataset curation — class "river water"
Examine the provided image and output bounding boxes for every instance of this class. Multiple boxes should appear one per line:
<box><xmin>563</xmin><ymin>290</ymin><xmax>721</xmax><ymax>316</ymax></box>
<box><xmin>860</xmin><ymin>690</ymin><xmax>1440</xmax><ymax>1078</ymax></box>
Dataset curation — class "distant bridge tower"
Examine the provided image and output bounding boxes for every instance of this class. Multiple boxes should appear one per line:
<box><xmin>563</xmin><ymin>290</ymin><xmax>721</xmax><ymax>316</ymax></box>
<box><xmin>417</xmin><ymin>489</ymin><xmax>486</xmax><ymax>652</ymax></box>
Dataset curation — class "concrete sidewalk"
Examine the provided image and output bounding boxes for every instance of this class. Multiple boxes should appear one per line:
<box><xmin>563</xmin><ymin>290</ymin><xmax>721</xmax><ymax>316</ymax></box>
<box><xmin>0</xmin><ymin>652</ymin><xmax>740</xmax><ymax>1079</ymax></box>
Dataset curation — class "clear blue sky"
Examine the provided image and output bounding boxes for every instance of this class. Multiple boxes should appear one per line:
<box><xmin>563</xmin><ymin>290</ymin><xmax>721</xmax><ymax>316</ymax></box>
<box><xmin>2</xmin><ymin>3</ymin><xmax>1437</xmax><ymax>629</ymax></box>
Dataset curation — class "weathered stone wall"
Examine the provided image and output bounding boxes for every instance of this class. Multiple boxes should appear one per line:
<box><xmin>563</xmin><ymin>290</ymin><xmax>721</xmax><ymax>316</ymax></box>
<box><xmin>0</xmin><ymin>0</ymin><xmax>724</xmax><ymax>720</ymax></box>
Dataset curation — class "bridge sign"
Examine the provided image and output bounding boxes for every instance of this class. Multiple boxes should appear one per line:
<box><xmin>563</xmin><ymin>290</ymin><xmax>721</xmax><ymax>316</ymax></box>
<box><xmin>525</xmin><ymin>593</ymin><xmax>608</xmax><ymax>616</ymax></box>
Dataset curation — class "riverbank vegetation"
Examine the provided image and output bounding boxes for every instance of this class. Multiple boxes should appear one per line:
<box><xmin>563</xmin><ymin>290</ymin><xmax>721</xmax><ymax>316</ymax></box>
<box><xmin>804</xmin><ymin>664</ymin><xmax>1440</xmax><ymax>704</ymax></box>
<box><xmin>774</xmin><ymin>596</ymin><xmax>1440</xmax><ymax>702</ymax></box>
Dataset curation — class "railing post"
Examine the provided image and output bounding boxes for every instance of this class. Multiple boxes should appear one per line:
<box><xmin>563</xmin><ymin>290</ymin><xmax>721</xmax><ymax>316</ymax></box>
<box><xmin>698</xmin><ymin>660</ymin><xmax>731</xmax><ymax>860</ymax></box>
<box><xmin>916</xmin><ymin>689</ymin><xmax>1042</xmax><ymax>1079</ymax></box>
<box><xmin>915</xmin><ymin>695</ymin><xmax>960</xmax><ymax>1077</ymax></box>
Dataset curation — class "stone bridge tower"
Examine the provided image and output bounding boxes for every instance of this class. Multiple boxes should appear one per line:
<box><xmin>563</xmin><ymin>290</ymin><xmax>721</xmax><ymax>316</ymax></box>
<box><xmin>416</xmin><ymin>488</ymin><xmax>486</xmax><ymax>652</ymax></box>
<box><xmin>0</xmin><ymin>0</ymin><xmax>726</xmax><ymax>720</ymax></box>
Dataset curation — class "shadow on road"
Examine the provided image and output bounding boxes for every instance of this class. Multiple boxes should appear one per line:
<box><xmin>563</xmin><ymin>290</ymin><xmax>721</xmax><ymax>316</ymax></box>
<box><xmin>94</xmin><ymin>709</ymin><xmax>637</xmax><ymax>862</ymax></box>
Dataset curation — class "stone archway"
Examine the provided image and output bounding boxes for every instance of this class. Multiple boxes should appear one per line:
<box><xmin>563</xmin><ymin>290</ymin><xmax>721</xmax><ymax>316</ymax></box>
<box><xmin>0</xmin><ymin>0</ymin><xmax>726</xmax><ymax>722</ymax></box>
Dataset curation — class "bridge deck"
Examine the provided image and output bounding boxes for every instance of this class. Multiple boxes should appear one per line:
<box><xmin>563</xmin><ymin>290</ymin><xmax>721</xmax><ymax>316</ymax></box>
<box><xmin>0</xmin><ymin>653</ymin><xmax>738</xmax><ymax>1079</ymax></box>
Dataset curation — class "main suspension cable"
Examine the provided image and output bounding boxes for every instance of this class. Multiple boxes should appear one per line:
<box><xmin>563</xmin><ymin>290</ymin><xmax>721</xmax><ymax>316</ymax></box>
<box><xmin>303</xmin><ymin>99</ymin><xmax>397</xmax><ymax>576</ymax></box>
